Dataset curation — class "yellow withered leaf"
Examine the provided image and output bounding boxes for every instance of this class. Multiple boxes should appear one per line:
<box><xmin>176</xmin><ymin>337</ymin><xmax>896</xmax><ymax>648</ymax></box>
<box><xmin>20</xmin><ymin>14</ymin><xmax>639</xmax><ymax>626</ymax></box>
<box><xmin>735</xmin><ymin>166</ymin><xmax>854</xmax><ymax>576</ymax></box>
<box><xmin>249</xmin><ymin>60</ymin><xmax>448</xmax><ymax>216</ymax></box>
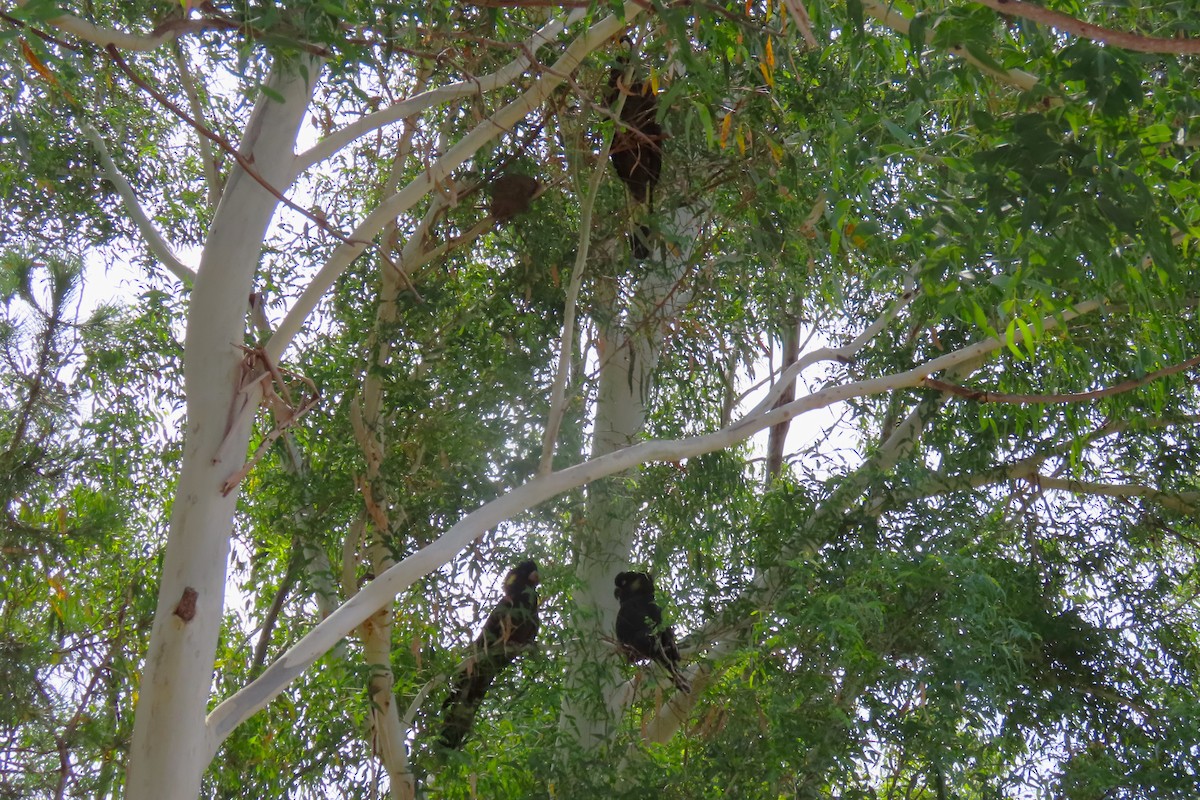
<box><xmin>758</xmin><ymin>61</ymin><xmax>774</xmax><ymax>87</ymax></box>
<box><xmin>22</xmin><ymin>39</ymin><xmax>58</xmax><ymax>86</ymax></box>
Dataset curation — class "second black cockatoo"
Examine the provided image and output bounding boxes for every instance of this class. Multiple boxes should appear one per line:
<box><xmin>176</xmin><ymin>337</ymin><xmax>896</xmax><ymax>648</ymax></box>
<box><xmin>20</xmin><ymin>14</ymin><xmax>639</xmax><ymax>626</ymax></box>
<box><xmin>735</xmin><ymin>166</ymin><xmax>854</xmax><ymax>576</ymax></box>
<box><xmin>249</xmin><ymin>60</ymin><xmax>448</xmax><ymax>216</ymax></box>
<box><xmin>614</xmin><ymin>571</ymin><xmax>690</xmax><ymax>693</ymax></box>
<box><xmin>607</xmin><ymin>41</ymin><xmax>663</xmax><ymax>260</ymax></box>
<box><xmin>438</xmin><ymin>560</ymin><xmax>540</xmax><ymax>749</ymax></box>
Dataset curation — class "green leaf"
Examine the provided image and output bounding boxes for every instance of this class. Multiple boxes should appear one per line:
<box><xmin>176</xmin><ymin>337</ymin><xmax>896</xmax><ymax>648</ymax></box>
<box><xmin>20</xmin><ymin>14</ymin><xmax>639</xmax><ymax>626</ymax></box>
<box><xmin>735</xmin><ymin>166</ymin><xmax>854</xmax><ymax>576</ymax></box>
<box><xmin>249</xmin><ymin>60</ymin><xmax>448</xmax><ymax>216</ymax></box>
<box><xmin>908</xmin><ymin>12</ymin><xmax>929</xmax><ymax>55</ymax></box>
<box><xmin>258</xmin><ymin>84</ymin><xmax>286</xmax><ymax>103</ymax></box>
<box><xmin>846</xmin><ymin>0</ymin><xmax>865</xmax><ymax>35</ymax></box>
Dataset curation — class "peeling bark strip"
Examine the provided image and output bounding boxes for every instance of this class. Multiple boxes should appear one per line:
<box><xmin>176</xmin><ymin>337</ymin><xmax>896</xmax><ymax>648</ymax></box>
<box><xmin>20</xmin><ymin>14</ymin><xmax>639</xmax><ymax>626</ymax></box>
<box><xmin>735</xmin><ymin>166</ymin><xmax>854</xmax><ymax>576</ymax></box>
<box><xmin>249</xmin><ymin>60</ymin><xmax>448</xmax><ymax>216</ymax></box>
<box><xmin>173</xmin><ymin>587</ymin><xmax>198</xmax><ymax>622</ymax></box>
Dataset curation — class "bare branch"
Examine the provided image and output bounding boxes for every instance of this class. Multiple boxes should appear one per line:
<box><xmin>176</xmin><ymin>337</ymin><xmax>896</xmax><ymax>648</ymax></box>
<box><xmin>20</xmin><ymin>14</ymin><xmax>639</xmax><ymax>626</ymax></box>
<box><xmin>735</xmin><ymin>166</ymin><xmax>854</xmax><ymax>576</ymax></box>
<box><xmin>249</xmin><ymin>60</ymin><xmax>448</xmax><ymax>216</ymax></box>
<box><xmin>678</xmin><ymin>301</ymin><xmax>1110</xmax><ymax>669</ymax></box>
<box><xmin>924</xmin><ymin>352</ymin><xmax>1200</xmax><ymax>406</ymax></box>
<box><xmin>862</xmin><ymin>0</ymin><xmax>1049</xmax><ymax>97</ymax></box>
<box><xmin>80</xmin><ymin>123</ymin><xmax>195</xmax><ymax>285</ymax></box>
<box><xmin>264</xmin><ymin>4</ymin><xmax>644</xmax><ymax>365</ymax></box>
<box><xmin>350</xmin><ymin>84</ymin><xmax>435</xmax><ymax>795</ymax></box>
<box><xmin>206</xmin><ymin>295</ymin><xmax>1104</xmax><ymax>746</ymax></box>
<box><xmin>104</xmin><ymin>47</ymin><xmax>353</xmax><ymax>248</ymax></box>
<box><xmin>765</xmin><ymin>310</ymin><xmax>802</xmax><ymax>484</ymax></box>
<box><xmin>740</xmin><ymin>286</ymin><xmax>918</xmax><ymax>423</ymax></box>
<box><xmin>293</xmin><ymin>12</ymin><xmax>583</xmax><ymax>175</ymax></box>
<box><xmin>250</xmin><ymin>559</ymin><xmax>297</xmax><ymax>676</ymax></box>
<box><xmin>1042</xmin><ymin>476</ymin><xmax>1200</xmax><ymax>513</ymax></box>
<box><xmin>23</xmin><ymin>4</ymin><xmax>181</xmax><ymax>51</ymax></box>
<box><xmin>24</xmin><ymin>3</ymin><xmax>329</xmax><ymax>55</ymax></box>
<box><xmin>206</xmin><ymin>370</ymin><xmax>878</xmax><ymax>744</ymax></box>
<box><xmin>538</xmin><ymin>86</ymin><xmax>622</xmax><ymax>474</ymax></box>
<box><xmin>974</xmin><ymin>0</ymin><xmax>1200</xmax><ymax>55</ymax></box>
<box><xmin>781</xmin><ymin>0</ymin><xmax>819</xmax><ymax>49</ymax></box>
<box><xmin>734</xmin><ymin>299</ymin><xmax>1103</xmax><ymax>435</ymax></box>
<box><xmin>171</xmin><ymin>43</ymin><xmax>222</xmax><ymax>213</ymax></box>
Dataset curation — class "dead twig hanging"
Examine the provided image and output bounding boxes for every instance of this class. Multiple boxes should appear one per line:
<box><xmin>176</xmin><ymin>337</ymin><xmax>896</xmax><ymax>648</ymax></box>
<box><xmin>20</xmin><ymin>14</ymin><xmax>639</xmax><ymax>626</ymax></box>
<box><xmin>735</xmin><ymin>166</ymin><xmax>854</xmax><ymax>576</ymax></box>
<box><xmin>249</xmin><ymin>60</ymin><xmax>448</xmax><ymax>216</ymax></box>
<box><xmin>220</xmin><ymin>347</ymin><xmax>321</xmax><ymax>495</ymax></box>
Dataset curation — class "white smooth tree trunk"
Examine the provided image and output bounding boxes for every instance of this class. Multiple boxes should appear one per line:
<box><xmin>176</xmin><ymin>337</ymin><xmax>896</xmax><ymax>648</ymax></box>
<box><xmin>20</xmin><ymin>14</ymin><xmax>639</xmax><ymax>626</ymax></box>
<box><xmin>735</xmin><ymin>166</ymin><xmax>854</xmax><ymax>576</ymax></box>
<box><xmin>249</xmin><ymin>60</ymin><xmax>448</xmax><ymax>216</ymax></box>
<box><xmin>558</xmin><ymin>208</ymin><xmax>704</xmax><ymax>752</ymax></box>
<box><xmin>559</xmin><ymin>291</ymin><xmax>659</xmax><ymax>750</ymax></box>
<box><xmin>125</xmin><ymin>56</ymin><xmax>321</xmax><ymax>800</ymax></box>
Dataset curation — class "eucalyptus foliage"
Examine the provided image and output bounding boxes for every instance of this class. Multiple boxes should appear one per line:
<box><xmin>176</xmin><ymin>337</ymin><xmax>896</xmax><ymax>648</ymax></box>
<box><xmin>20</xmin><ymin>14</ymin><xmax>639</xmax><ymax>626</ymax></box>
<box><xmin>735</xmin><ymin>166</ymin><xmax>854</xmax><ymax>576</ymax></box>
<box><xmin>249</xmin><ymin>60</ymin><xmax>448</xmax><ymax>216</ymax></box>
<box><xmin>3</xmin><ymin>0</ymin><xmax>1200</xmax><ymax>797</ymax></box>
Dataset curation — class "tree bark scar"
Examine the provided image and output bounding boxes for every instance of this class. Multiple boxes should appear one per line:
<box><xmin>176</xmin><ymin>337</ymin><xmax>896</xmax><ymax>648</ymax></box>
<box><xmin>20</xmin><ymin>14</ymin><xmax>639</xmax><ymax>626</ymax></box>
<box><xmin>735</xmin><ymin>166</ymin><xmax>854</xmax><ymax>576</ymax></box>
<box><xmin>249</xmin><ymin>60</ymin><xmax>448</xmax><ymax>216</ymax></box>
<box><xmin>174</xmin><ymin>587</ymin><xmax>199</xmax><ymax>622</ymax></box>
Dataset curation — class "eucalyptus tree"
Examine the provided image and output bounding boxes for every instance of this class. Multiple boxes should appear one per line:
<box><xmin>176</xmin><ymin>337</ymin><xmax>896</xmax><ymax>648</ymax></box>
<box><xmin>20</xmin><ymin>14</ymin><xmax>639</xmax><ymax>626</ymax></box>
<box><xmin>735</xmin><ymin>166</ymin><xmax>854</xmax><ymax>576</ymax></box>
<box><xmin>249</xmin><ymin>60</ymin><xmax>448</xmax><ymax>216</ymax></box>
<box><xmin>4</xmin><ymin>0</ymin><xmax>1200</xmax><ymax>798</ymax></box>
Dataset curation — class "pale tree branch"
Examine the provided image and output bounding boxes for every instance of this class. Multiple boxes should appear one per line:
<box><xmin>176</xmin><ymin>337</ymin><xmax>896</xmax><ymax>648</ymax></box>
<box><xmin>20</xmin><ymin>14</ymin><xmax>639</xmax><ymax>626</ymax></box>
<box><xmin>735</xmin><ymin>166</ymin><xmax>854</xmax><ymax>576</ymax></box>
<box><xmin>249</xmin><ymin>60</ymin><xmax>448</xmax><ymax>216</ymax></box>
<box><xmin>644</xmin><ymin>386</ymin><xmax>964</xmax><ymax>743</ymax></box>
<box><xmin>207</xmin><ymin>292</ymin><xmax>1102</xmax><ymax>747</ymax></box>
<box><xmin>973</xmin><ymin>0</ymin><xmax>1200</xmax><ymax>55</ymax></box>
<box><xmin>780</xmin><ymin>0</ymin><xmax>819</xmax><ymax>49</ymax></box>
<box><xmin>24</xmin><ymin>2</ymin><xmax>330</xmax><ymax>54</ymax></box>
<box><xmin>407</xmin><ymin>212</ymin><xmax>492</xmax><ymax>279</ymax></box>
<box><xmin>585</xmin><ymin>204</ymin><xmax>711</xmax><ymax>407</ymax></box>
<box><xmin>538</xmin><ymin>91</ymin><xmax>621</xmax><ymax>475</ymax></box>
<box><xmin>645</xmin><ymin>299</ymin><xmax>1115</xmax><ymax>740</ymax></box>
<box><xmin>80</xmin><ymin>123</ymin><xmax>195</xmax><ymax>285</ymax></box>
<box><xmin>206</xmin><ymin>361</ymin><xmax>917</xmax><ymax>746</ymax></box>
<box><xmin>400</xmin><ymin>193</ymin><xmax>457</xmax><ymax>281</ymax></box>
<box><xmin>924</xmin><ymin>352</ymin><xmax>1200</xmax><ymax>405</ymax></box>
<box><xmin>557</xmin><ymin>198</ymin><xmax>710</xmax><ymax>748</ymax></box>
<box><xmin>739</xmin><ymin>286</ymin><xmax>918</xmax><ymax>424</ymax></box>
<box><xmin>645</xmin><ymin>348</ymin><xmax>987</xmax><ymax>743</ymax></box>
<box><xmin>349</xmin><ymin>82</ymin><xmax>433</xmax><ymax>799</ymax></box>
<box><xmin>862</xmin><ymin>0</ymin><xmax>1049</xmax><ymax>97</ymax></box>
<box><xmin>734</xmin><ymin>299</ymin><xmax>1103</xmax><ymax>437</ymax></box>
<box><xmin>103</xmin><ymin>46</ymin><xmax>346</xmax><ymax>246</ymax></box>
<box><xmin>650</xmin><ymin>297</ymin><xmax>1200</xmax><ymax>738</ymax></box>
<box><xmin>1034</xmin><ymin>476</ymin><xmax>1200</xmax><ymax>514</ymax></box>
<box><xmin>293</xmin><ymin>10</ymin><xmax>585</xmax><ymax>175</ymax></box>
<box><xmin>171</xmin><ymin>42</ymin><xmax>222</xmax><ymax>213</ymax></box>
<box><xmin>22</xmin><ymin>2</ymin><xmax>181</xmax><ymax>51</ymax></box>
<box><xmin>265</xmin><ymin>4</ymin><xmax>645</xmax><ymax>365</ymax></box>
<box><xmin>363</xmin><ymin>65</ymin><xmax>436</xmax><ymax>431</ymax></box>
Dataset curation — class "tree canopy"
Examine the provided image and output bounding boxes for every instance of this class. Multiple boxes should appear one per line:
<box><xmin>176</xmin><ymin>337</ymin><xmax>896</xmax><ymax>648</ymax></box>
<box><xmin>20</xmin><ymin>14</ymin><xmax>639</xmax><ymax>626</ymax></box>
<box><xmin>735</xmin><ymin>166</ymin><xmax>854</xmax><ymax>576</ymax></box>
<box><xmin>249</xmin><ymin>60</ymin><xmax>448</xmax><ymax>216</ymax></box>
<box><xmin>3</xmin><ymin>0</ymin><xmax>1200</xmax><ymax>798</ymax></box>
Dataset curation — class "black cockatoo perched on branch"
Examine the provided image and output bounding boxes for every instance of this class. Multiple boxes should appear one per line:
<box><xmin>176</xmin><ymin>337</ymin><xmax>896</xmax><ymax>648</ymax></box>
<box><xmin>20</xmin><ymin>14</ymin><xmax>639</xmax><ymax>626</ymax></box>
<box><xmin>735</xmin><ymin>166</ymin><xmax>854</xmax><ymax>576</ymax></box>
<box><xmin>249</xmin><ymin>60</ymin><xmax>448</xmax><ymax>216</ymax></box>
<box><xmin>614</xmin><ymin>571</ymin><xmax>690</xmax><ymax>693</ymax></box>
<box><xmin>438</xmin><ymin>560</ymin><xmax>540</xmax><ymax>749</ymax></box>
<box><xmin>607</xmin><ymin>39</ymin><xmax>664</xmax><ymax>260</ymax></box>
